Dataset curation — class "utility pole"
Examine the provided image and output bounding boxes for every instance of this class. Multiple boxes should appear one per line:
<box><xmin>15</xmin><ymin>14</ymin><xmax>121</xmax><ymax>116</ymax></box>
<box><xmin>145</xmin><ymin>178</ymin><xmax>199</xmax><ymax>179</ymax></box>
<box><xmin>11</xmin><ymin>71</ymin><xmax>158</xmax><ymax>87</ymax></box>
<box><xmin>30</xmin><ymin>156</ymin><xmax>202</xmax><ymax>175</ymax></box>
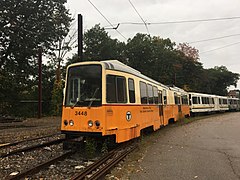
<box><xmin>78</xmin><ymin>14</ymin><xmax>83</xmax><ymax>61</ymax></box>
<box><xmin>38</xmin><ymin>47</ymin><xmax>42</xmax><ymax>119</ymax></box>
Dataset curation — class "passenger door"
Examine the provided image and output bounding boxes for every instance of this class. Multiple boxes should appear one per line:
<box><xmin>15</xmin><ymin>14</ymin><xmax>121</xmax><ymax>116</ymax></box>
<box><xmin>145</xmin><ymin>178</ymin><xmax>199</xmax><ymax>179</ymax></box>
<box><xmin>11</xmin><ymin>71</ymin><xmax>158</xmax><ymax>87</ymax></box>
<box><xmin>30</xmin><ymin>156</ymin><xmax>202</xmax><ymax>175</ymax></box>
<box><xmin>158</xmin><ymin>90</ymin><xmax>164</xmax><ymax>126</ymax></box>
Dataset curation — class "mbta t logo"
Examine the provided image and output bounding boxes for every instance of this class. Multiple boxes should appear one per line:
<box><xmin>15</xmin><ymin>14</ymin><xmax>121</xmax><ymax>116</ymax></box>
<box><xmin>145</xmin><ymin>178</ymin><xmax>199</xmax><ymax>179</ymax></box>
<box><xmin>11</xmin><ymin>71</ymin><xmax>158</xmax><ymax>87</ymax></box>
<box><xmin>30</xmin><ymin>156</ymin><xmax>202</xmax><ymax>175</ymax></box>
<box><xmin>126</xmin><ymin>111</ymin><xmax>132</xmax><ymax>121</ymax></box>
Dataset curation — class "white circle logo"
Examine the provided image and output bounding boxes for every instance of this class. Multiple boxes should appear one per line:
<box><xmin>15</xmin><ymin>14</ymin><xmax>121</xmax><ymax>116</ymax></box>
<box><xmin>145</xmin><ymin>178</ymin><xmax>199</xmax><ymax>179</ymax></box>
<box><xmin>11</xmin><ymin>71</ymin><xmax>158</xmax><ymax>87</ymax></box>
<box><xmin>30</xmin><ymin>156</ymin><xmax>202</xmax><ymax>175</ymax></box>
<box><xmin>126</xmin><ymin>111</ymin><xmax>132</xmax><ymax>121</ymax></box>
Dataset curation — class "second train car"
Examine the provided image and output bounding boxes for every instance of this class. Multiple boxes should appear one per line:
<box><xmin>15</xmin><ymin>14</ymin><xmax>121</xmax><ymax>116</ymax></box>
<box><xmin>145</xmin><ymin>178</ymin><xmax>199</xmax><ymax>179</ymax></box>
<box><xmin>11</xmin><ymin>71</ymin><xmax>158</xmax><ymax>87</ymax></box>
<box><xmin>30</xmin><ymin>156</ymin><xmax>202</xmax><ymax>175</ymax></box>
<box><xmin>188</xmin><ymin>92</ymin><xmax>240</xmax><ymax>114</ymax></box>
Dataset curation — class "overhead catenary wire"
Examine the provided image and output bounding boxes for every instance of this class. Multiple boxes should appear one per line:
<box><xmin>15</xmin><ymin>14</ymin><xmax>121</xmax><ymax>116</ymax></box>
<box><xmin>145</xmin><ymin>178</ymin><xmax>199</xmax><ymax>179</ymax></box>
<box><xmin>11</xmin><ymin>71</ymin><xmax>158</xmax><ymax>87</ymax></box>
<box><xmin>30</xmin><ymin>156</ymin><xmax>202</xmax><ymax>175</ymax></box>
<box><xmin>146</xmin><ymin>16</ymin><xmax>240</xmax><ymax>25</ymax></box>
<box><xmin>189</xmin><ymin>33</ymin><xmax>240</xmax><ymax>44</ymax></box>
<box><xmin>103</xmin><ymin>16</ymin><xmax>240</xmax><ymax>29</ymax></box>
<box><xmin>87</xmin><ymin>0</ymin><xmax>127</xmax><ymax>40</ymax></box>
<box><xmin>128</xmin><ymin>0</ymin><xmax>150</xmax><ymax>35</ymax></box>
<box><xmin>200</xmin><ymin>41</ymin><xmax>240</xmax><ymax>54</ymax></box>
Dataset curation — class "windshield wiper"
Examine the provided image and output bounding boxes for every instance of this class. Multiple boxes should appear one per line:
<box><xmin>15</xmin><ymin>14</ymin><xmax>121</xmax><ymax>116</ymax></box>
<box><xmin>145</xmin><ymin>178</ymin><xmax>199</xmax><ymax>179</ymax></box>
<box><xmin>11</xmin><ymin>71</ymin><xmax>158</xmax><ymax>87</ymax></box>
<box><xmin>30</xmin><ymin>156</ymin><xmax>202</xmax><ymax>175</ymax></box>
<box><xmin>71</xmin><ymin>93</ymin><xmax>85</xmax><ymax>109</ymax></box>
<box><xmin>71</xmin><ymin>99</ymin><xmax>81</xmax><ymax>109</ymax></box>
<box><xmin>88</xmin><ymin>88</ymin><xmax>99</xmax><ymax>109</ymax></box>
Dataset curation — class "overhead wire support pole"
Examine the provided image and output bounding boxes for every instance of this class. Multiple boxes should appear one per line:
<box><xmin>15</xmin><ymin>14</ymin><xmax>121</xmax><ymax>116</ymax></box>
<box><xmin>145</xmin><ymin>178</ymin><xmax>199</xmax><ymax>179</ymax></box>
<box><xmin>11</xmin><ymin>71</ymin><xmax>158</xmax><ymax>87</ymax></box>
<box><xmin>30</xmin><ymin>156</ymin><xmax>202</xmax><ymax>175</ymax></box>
<box><xmin>38</xmin><ymin>47</ymin><xmax>42</xmax><ymax>119</ymax></box>
<box><xmin>78</xmin><ymin>14</ymin><xmax>83</xmax><ymax>62</ymax></box>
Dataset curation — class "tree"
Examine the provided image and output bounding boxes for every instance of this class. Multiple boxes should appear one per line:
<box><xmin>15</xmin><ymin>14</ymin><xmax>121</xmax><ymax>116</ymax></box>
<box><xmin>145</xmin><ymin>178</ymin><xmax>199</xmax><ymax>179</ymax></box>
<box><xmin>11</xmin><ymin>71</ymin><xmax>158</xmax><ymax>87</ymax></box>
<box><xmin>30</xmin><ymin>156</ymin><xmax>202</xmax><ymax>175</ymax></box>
<box><xmin>204</xmin><ymin>66</ymin><xmax>239</xmax><ymax>95</ymax></box>
<box><xmin>177</xmin><ymin>43</ymin><xmax>199</xmax><ymax>61</ymax></box>
<box><xmin>65</xmin><ymin>54</ymin><xmax>79</xmax><ymax>67</ymax></box>
<box><xmin>126</xmin><ymin>34</ymin><xmax>182</xmax><ymax>85</ymax></box>
<box><xmin>150</xmin><ymin>36</ymin><xmax>178</xmax><ymax>84</ymax></box>
<box><xmin>1</xmin><ymin>0</ymin><xmax>71</xmax><ymax>71</ymax></box>
<box><xmin>83</xmin><ymin>24</ymin><xmax>125</xmax><ymax>61</ymax></box>
<box><xmin>48</xmin><ymin>22</ymin><xmax>77</xmax><ymax>83</ymax></box>
<box><xmin>51</xmin><ymin>80</ymin><xmax>63</xmax><ymax>116</ymax></box>
<box><xmin>0</xmin><ymin>0</ymin><xmax>72</xmax><ymax>115</ymax></box>
<box><xmin>125</xmin><ymin>33</ymin><xmax>153</xmax><ymax>76</ymax></box>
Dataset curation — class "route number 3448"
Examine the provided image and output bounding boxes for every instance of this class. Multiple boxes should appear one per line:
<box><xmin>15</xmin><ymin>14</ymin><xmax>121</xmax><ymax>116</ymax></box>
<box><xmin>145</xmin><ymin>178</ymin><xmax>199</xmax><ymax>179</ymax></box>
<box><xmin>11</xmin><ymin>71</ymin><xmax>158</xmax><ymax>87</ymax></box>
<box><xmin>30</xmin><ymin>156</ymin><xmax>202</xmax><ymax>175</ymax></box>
<box><xmin>75</xmin><ymin>111</ymin><xmax>87</xmax><ymax>116</ymax></box>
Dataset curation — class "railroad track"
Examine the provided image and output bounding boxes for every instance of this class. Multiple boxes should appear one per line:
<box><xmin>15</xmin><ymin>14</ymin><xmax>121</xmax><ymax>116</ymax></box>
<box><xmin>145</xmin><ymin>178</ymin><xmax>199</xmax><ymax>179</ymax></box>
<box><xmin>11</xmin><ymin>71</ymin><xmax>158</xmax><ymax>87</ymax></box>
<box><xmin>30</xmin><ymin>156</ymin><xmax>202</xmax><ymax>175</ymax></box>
<box><xmin>3</xmin><ymin>136</ymin><xmax>137</xmax><ymax>179</ymax></box>
<box><xmin>0</xmin><ymin>133</ymin><xmax>64</xmax><ymax>158</ymax></box>
<box><xmin>0</xmin><ymin>133</ymin><xmax>60</xmax><ymax>149</ymax></box>
<box><xmin>7</xmin><ymin>150</ymin><xmax>74</xmax><ymax>180</ymax></box>
<box><xmin>71</xmin><ymin>142</ymin><xmax>138</xmax><ymax>180</ymax></box>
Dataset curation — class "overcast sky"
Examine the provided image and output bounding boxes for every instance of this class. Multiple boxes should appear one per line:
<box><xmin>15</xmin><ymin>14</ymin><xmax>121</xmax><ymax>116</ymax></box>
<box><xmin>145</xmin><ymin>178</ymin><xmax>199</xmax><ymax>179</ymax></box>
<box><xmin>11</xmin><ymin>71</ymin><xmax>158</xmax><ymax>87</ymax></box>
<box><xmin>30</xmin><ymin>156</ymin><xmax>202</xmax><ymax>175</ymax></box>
<box><xmin>66</xmin><ymin>0</ymin><xmax>240</xmax><ymax>89</ymax></box>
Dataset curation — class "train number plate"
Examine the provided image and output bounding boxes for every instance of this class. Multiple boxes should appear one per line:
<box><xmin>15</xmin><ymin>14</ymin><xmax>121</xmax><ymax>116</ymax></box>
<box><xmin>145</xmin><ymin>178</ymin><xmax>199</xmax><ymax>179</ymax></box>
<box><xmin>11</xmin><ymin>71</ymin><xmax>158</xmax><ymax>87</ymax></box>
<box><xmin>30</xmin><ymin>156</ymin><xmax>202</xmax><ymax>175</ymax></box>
<box><xmin>75</xmin><ymin>111</ymin><xmax>87</xmax><ymax>116</ymax></box>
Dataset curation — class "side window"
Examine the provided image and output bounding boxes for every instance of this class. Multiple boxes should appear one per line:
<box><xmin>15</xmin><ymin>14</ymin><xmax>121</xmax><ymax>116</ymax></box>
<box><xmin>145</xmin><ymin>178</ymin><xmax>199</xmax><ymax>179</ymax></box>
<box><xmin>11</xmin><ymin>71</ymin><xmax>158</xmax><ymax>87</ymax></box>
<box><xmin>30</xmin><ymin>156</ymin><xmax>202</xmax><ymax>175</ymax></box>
<box><xmin>128</xmin><ymin>78</ymin><xmax>135</xmax><ymax>103</ymax></box>
<box><xmin>181</xmin><ymin>95</ymin><xmax>188</xmax><ymax>105</ymax></box>
<box><xmin>106</xmin><ymin>75</ymin><xmax>127</xmax><ymax>103</ymax></box>
<box><xmin>207</xmin><ymin>97</ymin><xmax>210</xmax><ymax>104</ymax></box>
<box><xmin>223</xmin><ymin>99</ymin><xmax>227</xmax><ymax>104</ymax></box>
<box><xmin>211</xmin><ymin>98</ymin><xmax>214</xmax><ymax>104</ymax></box>
<box><xmin>192</xmin><ymin>96</ymin><xmax>198</xmax><ymax>104</ymax></box>
<box><xmin>116</xmin><ymin>77</ymin><xmax>127</xmax><ymax>103</ymax></box>
<box><xmin>174</xmin><ymin>93</ymin><xmax>180</xmax><ymax>105</ymax></box>
<box><xmin>140</xmin><ymin>81</ymin><xmax>148</xmax><ymax>104</ymax></box>
<box><xmin>163</xmin><ymin>89</ymin><xmax>167</xmax><ymax>105</ymax></box>
<box><xmin>219</xmin><ymin>99</ymin><xmax>222</xmax><ymax>105</ymax></box>
<box><xmin>209</xmin><ymin>98</ymin><xmax>212</xmax><ymax>104</ymax></box>
<box><xmin>106</xmin><ymin>75</ymin><xmax>116</xmax><ymax>102</ymax></box>
<box><xmin>147</xmin><ymin>84</ymin><xmax>153</xmax><ymax>104</ymax></box>
<box><xmin>153</xmin><ymin>86</ymin><xmax>159</xmax><ymax>104</ymax></box>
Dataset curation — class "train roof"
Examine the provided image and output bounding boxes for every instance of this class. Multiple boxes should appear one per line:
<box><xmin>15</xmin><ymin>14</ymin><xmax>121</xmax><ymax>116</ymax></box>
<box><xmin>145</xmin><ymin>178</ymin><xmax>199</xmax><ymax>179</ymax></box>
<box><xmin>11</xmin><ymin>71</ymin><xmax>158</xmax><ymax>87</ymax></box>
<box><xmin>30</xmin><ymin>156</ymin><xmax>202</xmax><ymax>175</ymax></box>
<box><xmin>188</xmin><ymin>92</ymin><xmax>216</xmax><ymax>96</ymax></box>
<box><xmin>68</xmin><ymin>60</ymin><xmax>187</xmax><ymax>92</ymax></box>
<box><xmin>188</xmin><ymin>92</ymin><xmax>228</xmax><ymax>98</ymax></box>
<box><xmin>101</xmin><ymin>60</ymin><xmax>170</xmax><ymax>89</ymax></box>
<box><xmin>167</xmin><ymin>85</ymin><xmax>188</xmax><ymax>94</ymax></box>
<box><xmin>102</xmin><ymin>60</ymin><xmax>141</xmax><ymax>75</ymax></box>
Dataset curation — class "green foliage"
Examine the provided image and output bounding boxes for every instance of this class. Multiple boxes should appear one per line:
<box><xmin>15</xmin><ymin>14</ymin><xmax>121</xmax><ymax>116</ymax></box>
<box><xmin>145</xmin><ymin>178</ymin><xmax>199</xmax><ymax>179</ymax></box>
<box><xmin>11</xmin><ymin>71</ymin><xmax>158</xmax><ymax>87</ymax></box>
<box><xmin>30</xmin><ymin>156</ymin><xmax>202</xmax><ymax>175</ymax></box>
<box><xmin>83</xmin><ymin>24</ymin><xmax>126</xmax><ymax>61</ymax></box>
<box><xmin>101</xmin><ymin>140</ymin><xmax>109</xmax><ymax>154</ymax></box>
<box><xmin>126</xmin><ymin>33</ymin><xmax>153</xmax><ymax>75</ymax></box>
<box><xmin>125</xmin><ymin>33</ymin><xmax>206</xmax><ymax>89</ymax></box>
<box><xmin>1</xmin><ymin>0</ymin><xmax>71</xmax><ymax>72</ymax></box>
<box><xmin>65</xmin><ymin>54</ymin><xmax>79</xmax><ymax>67</ymax></box>
<box><xmin>174</xmin><ymin>51</ymin><xmax>204</xmax><ymax>91</ymax></box>
<box><xmin>204</xmin><ymin>66</ymin><xmax>239</xmax><ymax>95</ymax></box>
<box><xmin>51</xmin><ymin>80</ymin><xmax>63</xmax><ymax>116</ymax></box>
<box><xmin>0</xmin><ymin>0</ymin><xmax>72</xmax><ymax>116</ymax></box>
<box><xmin>85</xmin><ymin>137</ymin><xmax>97</xmax><ymax>159</ymax></box>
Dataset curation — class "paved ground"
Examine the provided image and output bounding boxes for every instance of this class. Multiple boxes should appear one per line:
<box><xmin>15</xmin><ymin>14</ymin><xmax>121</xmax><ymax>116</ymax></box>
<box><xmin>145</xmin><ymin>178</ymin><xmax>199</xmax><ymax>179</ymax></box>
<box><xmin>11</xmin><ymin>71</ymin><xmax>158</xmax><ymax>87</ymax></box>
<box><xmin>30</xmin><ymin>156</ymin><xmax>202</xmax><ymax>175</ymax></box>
<box><xmin>129</xmin><ymin>112</ymin><xmax>240</xmax><ymax>180</ymax></box>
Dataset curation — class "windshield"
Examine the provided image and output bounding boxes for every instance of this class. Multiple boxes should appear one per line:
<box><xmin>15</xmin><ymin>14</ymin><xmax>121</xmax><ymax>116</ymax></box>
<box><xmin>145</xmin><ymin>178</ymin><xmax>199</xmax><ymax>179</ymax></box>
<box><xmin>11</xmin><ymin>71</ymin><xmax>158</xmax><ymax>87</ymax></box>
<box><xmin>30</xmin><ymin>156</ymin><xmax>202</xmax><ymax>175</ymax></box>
<box><xmin>65</xmin><ymin>64</ymin><xmax>102</xmax><ymax>107</ymax></box>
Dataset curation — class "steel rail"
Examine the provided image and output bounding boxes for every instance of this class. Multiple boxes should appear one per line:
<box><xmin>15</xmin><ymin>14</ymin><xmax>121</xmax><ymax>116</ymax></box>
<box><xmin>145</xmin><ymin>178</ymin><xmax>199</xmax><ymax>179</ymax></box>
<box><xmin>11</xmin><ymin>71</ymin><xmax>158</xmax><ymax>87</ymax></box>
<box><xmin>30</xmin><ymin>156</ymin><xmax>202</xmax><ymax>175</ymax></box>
<box><xmin>71</xmin><ymin>144</ymin><xmax>137</xmax><ymax>180</ymax></box>
<box><xmin>71</xmin><ymin>150</ymin><xmax>115</xmax><ymax>180</ymax></box>
<box><xmin>7</xmin><ymin>151</ymin><xmax>73</xmax><ymax>180</ymax></box>
<box><xmin>0</xmin><ymin>132</ymin><xmax>61</xmax><ymax>149</ymax></box>
<box><xmin>0</xmin><ymin>138</ymin><xmax>65</xmax><ymax>158</ymax></box>
<box><xmin>89</xmin><ymin>145</ymin><xmax>138</xmax><ymax>180</ymax></box>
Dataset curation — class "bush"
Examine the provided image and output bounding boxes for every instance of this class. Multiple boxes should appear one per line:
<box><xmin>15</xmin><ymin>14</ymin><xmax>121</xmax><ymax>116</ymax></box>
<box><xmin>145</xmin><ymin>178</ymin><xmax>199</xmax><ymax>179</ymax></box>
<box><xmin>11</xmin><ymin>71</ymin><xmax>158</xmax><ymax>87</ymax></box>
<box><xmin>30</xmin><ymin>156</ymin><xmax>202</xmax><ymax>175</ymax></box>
<box><xmin>51</xmin><ymin>80</ymin><xmax>63</xmax><ymax>116</ymax></box>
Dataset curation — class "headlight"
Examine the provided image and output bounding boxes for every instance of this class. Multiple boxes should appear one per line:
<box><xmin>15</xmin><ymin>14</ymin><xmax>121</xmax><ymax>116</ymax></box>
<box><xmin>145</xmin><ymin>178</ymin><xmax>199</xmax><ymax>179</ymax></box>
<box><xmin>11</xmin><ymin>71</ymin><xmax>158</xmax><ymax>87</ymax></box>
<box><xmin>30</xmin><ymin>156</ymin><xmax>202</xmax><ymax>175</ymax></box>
<box><xmin>69</xmin><ymin>120</ymin><xmax>74</xmax><ymax>126</ymax></box>
<box><xmin>64</xmin><ymin>120</ymin><xmax>68</xmax><ymax>126</ymax></box>
<box><xmin>95</xmin><ymin>120</ymin><xmax>100</xmax><ymax>127</ymax></box>
<box><xmin>88</xmin><ymin>120</ymin><xmax>93</xmax><ymax>127</ymax></box>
